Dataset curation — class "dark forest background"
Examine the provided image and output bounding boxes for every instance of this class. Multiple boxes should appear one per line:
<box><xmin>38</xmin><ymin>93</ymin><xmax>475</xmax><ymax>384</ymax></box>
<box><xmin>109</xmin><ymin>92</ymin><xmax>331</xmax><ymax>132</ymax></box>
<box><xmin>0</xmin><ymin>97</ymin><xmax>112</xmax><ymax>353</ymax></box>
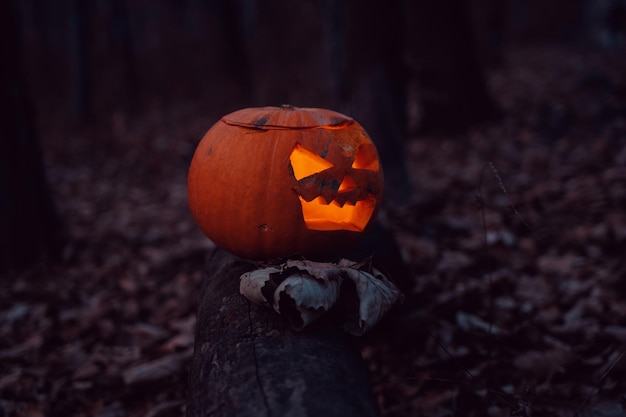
<box><xmin>2</xmin><ymin>0</ymin><xmax>626</xmax><ymax>416</ymax></box>
<box><xmin>4</xmin><ymin>0</ymin><xmax>626</xmax><ymax>271</ymax></box>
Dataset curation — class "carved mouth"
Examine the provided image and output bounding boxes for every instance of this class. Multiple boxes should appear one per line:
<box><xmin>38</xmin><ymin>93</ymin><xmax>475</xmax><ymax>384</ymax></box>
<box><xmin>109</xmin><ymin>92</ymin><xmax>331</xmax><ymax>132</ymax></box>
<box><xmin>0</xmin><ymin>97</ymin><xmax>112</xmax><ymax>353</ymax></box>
<box><xmin>298</xmin><ymin>195</ymin><xmax>376</xmax><ymax>232</ymax></box>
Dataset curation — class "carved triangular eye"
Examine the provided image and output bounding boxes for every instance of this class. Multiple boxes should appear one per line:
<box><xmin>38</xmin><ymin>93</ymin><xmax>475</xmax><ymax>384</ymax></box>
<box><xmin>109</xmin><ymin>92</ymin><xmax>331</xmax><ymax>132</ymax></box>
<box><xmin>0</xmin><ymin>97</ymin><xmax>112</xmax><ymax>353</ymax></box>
<box><xmin>351</xmin><ymin>143</ymin><xmax>380</xmax><ymax>171</ymax></box>
<box><xmin>290</xmin><ymin>144</ymin><xmax>334</xmax><ymax>180</ymax></box>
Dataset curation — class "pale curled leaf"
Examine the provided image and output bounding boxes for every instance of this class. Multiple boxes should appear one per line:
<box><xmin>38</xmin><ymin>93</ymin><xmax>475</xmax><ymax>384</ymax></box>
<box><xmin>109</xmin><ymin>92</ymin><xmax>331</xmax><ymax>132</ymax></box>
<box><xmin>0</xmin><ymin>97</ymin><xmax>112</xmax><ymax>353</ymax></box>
<box><xmin>271</xmin><ymin>260</ymin><xmax>346</xmax><ymax>328</ymax></box>
<box><xmin>343</xmin><ymin>268</ymin><xmax>401</xmax><ymax>335</ymax></box>
<box><xmin>274</xmin><ymin>273</ymin><xmax>340</xmax><ymax>312</ymax></box>
<box><xmin>274</xmin><ymin>273</ymin><xmax>340</xmax><ymax>329</ymax></box>
<box><xmin>239</xmin><ymin>267</ymin><xmax>281</xmax><ymax>305</ymax></box>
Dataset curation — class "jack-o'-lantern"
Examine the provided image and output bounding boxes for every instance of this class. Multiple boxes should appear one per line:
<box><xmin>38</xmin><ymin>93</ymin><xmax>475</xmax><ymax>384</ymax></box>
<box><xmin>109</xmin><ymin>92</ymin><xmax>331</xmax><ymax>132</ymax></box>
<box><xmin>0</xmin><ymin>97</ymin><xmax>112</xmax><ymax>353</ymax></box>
<box><xmin>187</xmin><ymin>105</ymin><xmax>384</xmax><ymax>260</ymax></box>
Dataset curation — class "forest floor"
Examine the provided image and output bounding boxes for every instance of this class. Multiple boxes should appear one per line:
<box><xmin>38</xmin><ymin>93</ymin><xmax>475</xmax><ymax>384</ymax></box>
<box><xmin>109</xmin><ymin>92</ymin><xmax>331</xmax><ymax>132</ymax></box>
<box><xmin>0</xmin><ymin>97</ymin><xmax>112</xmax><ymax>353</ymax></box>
<box><xmin>2</xmin><ymin>44</ymin><xmax>626</xmax><ymax>417</ymax></box>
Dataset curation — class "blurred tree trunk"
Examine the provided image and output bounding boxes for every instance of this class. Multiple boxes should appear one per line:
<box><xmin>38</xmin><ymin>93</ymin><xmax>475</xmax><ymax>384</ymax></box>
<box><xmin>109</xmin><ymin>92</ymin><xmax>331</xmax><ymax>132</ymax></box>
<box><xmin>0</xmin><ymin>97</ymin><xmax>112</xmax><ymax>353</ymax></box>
<box><xmin>215</xmin><ymin>0</ymin><xmax>255</xmax><ymax>100</ymax></box>
<box><xmin>110</xmin><ymin>0</ymin><xmax>139</xmax><ymax>107</ymax></box>
<box><xmin>67</xmin><ymin>0</ymin><xmax>93</xmax><ymax>123</ymax></box>
<box><xmin>0</xmin><ymin>0</ymin><xmax>63</xmax><ymax>274</ymax></box>
<box><xmin>406</xmin><ymin>0</ymin><xmax>500</xmax><ymax>135</ymax></box>
<box><xmin>469</xmin><ymin>0</ymin><xmax>507</xmax><ymax>68</ymax></box>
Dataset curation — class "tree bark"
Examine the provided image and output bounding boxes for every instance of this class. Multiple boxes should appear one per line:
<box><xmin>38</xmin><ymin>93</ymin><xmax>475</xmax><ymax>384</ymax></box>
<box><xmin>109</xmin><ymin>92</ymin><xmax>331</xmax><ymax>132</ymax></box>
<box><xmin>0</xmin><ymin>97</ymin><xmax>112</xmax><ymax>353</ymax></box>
<box><xmin>187</xmin><ymin>249</ymin><xmax>380</xmax><ymax>417</ymax></box>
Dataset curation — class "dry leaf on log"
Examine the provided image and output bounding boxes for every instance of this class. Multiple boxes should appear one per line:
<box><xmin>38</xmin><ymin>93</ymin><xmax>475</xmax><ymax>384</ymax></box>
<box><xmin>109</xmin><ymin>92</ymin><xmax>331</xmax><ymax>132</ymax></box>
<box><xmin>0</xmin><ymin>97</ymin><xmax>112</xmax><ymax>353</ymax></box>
<box><xmin>240</xmin><ymin>259</ymin><xmax>401</xmax><ymax>335</ymax></box>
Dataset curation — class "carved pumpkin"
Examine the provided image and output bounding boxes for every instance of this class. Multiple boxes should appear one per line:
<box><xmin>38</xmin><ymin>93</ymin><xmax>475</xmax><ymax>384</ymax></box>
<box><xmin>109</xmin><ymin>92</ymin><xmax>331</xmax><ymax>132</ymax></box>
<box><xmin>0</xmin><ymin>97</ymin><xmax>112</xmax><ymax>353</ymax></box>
<box><xmin>187</xmin><ymin>105</ymin><xmax>384</xmax><ymax>260</ymax></box>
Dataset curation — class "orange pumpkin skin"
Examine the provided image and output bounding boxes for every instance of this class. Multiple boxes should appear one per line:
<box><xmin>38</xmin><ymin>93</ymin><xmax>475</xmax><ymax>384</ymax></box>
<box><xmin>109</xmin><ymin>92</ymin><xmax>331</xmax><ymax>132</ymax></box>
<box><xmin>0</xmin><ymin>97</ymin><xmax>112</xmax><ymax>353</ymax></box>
<box><xmin>187</xmin><ymin>105</ymin><xmax>384</xmax><ymax>260</ymax></box>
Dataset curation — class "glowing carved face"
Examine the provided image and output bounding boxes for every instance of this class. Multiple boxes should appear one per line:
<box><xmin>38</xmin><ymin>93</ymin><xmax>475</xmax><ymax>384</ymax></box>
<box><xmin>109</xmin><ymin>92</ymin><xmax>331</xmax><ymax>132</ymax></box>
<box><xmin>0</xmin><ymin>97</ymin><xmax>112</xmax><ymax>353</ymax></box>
<box><xmin>289</xmin><ymin>142</ymin><xmax>381</xmax><ymax>232</ymax></box>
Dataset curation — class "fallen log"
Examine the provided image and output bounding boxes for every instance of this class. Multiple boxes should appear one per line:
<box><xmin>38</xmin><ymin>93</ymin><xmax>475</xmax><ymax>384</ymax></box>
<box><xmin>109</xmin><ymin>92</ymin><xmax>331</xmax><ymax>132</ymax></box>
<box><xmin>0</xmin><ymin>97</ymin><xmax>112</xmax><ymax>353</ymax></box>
<box><xmin>187</xmin><ymin>249</ymin><xmax>380</xmax><ymax>417</ymax></box>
